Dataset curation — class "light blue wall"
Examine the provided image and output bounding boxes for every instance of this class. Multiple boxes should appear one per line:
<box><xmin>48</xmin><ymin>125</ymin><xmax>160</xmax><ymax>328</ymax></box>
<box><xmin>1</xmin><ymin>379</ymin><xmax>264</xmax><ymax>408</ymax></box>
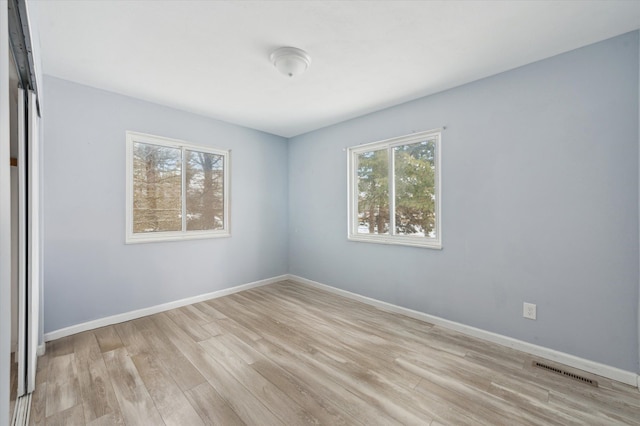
<box><xmin>288</xmin><ymin>32</ymin><xmax>640</xmax><ymax>372</ymax></box>
<box><xmin>42</xmin><ymin>76</ymin><xmax>289</xmax><ymax>333</ymax></box>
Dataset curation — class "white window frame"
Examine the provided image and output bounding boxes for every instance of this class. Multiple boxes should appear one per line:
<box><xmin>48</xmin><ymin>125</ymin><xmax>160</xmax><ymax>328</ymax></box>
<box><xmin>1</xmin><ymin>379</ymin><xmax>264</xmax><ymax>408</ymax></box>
<box><xmin>126</xmin><ymin>131</ymin><xmax>230</xmax><ymax>244</ymax></box>
<box><xmin>347</xmin><ymin>129</ymin><xmax>442</xmax><ymax>249</ymax></box>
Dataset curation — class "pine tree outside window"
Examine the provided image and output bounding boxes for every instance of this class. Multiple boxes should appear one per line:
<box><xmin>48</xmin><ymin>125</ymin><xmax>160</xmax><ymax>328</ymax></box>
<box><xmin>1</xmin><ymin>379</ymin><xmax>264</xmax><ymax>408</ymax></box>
<box><xmin>347</xmin><ymin>129</ymin><xmax>441</xmax><ymax>249</ymax></box>
<box><xmin>126</xmin><ymin>132</ymin><xmax>230</xmax><ymax>243</ymax></box>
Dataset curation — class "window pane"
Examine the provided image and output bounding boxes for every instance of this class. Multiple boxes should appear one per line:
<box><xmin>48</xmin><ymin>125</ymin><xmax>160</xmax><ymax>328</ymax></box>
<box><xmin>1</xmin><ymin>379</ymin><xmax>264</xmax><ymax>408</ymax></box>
<box><xmin>133</xmin><ymin>142</ymin><xmax>182</xmax><ymax>233</ymax></box>
<box><xmin>186</xmin><ymin>150</ymin><xmax>224</xmax><ymax>231</ymax></box>
<box><xmin>357</xmin><ymin>149</ymin><xmax>389</xmax><ymax>234</ymax></box>
<box><xmin>394</xmin><ymin>139</ymin><xmax>436</xmax><ymax>237</ymax></box>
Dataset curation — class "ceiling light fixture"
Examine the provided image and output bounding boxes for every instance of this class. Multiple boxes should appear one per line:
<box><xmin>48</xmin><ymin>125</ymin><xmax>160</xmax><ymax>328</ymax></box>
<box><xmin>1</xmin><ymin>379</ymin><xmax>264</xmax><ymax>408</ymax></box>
<box><xmin>270</xmin><ymin>47</ymin><xmax>311</xmax><ymax>78</ymax></box>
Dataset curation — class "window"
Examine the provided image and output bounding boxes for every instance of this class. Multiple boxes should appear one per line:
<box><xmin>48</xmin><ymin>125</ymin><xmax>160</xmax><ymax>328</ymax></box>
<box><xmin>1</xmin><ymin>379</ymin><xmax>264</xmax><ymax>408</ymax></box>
<box><xmin>347</xmin><ymin>129</ymin><xmax>441</xmax><ymax>249</ymax></box>
<box><xmin>126</xmin><ymin>131</ymin><xmax>230</xmax><ymax>243</ymax></box>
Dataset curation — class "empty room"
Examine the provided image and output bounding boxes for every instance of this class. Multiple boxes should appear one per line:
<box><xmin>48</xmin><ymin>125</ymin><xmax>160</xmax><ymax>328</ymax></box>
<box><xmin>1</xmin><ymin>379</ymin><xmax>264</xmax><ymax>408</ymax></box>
<box><xmin>1</xmin><ymin>0</ymin><xmax>640</xmax><ymax>425</ymax></box>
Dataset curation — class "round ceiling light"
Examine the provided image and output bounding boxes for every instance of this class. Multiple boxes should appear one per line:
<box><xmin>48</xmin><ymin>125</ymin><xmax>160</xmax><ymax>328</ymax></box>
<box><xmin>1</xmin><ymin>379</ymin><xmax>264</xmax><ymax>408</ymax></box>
<box><xmin>270</xmin><ymin>47</ymin><xmax>311</xmax><ymax>78</ymax></box>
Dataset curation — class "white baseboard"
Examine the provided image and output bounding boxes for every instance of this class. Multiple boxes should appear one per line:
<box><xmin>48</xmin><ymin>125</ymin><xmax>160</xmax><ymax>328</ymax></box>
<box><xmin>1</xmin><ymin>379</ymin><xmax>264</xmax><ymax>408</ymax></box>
<box><xmin>43</xmin><ymin>275</ymin><xmax>288</xmax><ymax>342</ymax></box>
<box><xmin>286</xmin><ymin>274</ymin><xmax>640</xmax><ymax>389</ymax></box>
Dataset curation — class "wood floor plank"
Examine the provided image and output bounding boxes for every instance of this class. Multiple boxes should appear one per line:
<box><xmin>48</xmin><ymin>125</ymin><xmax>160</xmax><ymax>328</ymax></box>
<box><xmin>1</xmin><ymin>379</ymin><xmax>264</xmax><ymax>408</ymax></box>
<box><xmin>200</xmin><ymin>320</ymin><xmax>224</xmax><ymax>337</ymax></box>
<box><xmin>45</xmin><ymin>353</ymin><xmax>81</xmax><ymax>418</ymax></box>
<box><xmin>194</xmin><ymin>300</ymin><xmax>228</xmax><ymax>320</ymax></box>
<box><xmin>113</xmin><ymin>321</ymin><xmax>148</xmax><ymax>356</ymax></box>
<box><xmin>249</xmin><ymin>357</ymin><xmax>354</xmax><ymax>426</ymax></box>
<box><xmin>117</xmin><ymin>315</ymin><xmax>205</xmax><ymax>425</ymax></box>
<box><xmin>27</xmin><ymin>382</ymin><xmax>46</xmax><ymax>426</ymax></box>
<box><xmin>9</xmin><ymin>357</ymin><xmax>16</xmax><ymax>422</ymax></box>
<box><xmin>249</xmin><ymin>337</ymin><xmax>403</xmax><ymax>426</ymax></box>
<box><xmin>200</xmin><ymin>300</ymin><xmax>230</xmax><ymax>319</ymax></box>
<box><xmin>215</xmin><ymin>316</ymin><xmax>264</xmax><ymax>342</ymax></box>
<box><xmin>34</xmin><ymin>353</ymin><xmax>49</xmax><ymax>386</ymax></box>
<box><xmin>30</xmin><ymin>281</ymin><xmax>640</xmax><ymax>426</ymax></box>
<box><xmin>130</xmin><ymin>351</ymin><xmax>205</xmax><ymax>426</ymax></box>
<box><xmin>43</xmin><ymin>404</ymin><xmax>85</xmax><ymax>426</ymax></box>
<box><xmin>102</xmin><ymin>347</ymin><xmax>164</xmax><ymax>425</ymax></box>
<box><xmin>93</xmin><ymin>326</ymin><xmax>124</xmax><ymax>353</ymax></box>
<box><xmin>217</xmin><ymin>333</ymin><xmax>357</xmax><ymax>425</ymax></box>
<box><xmin>487</xmin><ymin>382</ymin><xmax>585</xmax><ymax>425</ymax></box>
<box><xmin>152</xmin><ymin>312</ymin><xmax>285</xmax><ymax>426</ymax></box>
<box><xmin>237</xmin><ymin>287</ymin><xmax>424</xmax><ymax>389</ymax></box>
<box><xmin>199</xmin><ymin>336</ymin><xmax>321</xmax><ymax>425</ymax></box>
<box><xmin>548</xmin><ymin>389</ymin><xmax>640</xmax><ymax>424</ymax></box>
<box><xmin>85</xmin><ymin>412</ymin><xmax>126</xmax><ymax>426</ymax></box>
<box><xmin>404</xmin><ymin>357</ymin><xmax>566</xmax><ymax>425</ymax></box>
<box><xmin>227</xmin><ymin>288</ymin><xmax>432</xmax><ymax>413</ymax></box>
<box><xmin>184</xmin><ymin>382</ymin><xmax>245</xmax><ymax>426</ymax></box>
<box><xmin>180</xmin><ymin>305</ymin><xmax>213</xmax><ymax>325</ymax></box>
<box><xmin>165</xmin><ymin>308</ymin><xmax>213</xmax><ymax>342</ymax></box>
<box><xmin>24</xmin><ymin>351</ymin><xmax>48</xmax><ymax>426</ymax></box>
<box><xmin>132</xmin><ymin>316</ymin><xmax>208</xmax><ymax>392</ymax></box>
<box><xmin>73</xmin><ymin>331</ymin><xmax>123</xmax><ymax>424</ymax></box>
<box><xmin>10</xmin><ymin>353</ymin><xmax>17</xmax><ymax>403</ymax></box>
<box><xmin>46</xmin><ymin>335</ymin><xmax>75</xmax><ymax>358</ymax></box>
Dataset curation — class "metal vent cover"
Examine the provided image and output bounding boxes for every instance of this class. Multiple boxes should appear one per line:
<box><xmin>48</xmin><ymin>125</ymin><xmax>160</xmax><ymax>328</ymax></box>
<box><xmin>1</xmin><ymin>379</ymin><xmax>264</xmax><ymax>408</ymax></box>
<box><xmin>532</xmin><ymin>361</ymin><xmax>598</xmax><ymax>387</ymax></box>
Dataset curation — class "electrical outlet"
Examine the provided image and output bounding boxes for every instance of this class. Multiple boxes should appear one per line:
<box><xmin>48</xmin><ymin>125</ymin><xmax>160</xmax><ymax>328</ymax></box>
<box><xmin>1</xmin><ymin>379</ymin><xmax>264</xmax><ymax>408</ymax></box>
<box><xmin>523</xmin><ymin>302</ymin><xmax>536</xmax><ymax>320</ymax></box>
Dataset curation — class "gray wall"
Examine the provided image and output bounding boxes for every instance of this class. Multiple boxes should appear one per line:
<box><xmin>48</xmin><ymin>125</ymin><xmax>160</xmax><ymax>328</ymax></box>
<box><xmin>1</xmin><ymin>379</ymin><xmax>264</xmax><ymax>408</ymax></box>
<box><xmin>288</xmin><ymin>32</ymin><xmax>640</xmax><ymax>372</ymax></box>
<box><xmin>42</xmin><ymin>76</ymin><xmax>289</xmax><ymax>333</ymax></box>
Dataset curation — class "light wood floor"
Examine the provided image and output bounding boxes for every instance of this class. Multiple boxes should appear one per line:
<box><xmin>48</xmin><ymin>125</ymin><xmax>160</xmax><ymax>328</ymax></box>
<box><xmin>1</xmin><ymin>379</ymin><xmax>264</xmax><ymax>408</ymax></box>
<box><xmin>29</xmin><ymin>280</ymin><xmax>640</xmax><ymax>425</ymax></box>
<box><xmin>10</xmin><ymin>351</ymin><xmax>17</xmax><ymax>422</ymax></box>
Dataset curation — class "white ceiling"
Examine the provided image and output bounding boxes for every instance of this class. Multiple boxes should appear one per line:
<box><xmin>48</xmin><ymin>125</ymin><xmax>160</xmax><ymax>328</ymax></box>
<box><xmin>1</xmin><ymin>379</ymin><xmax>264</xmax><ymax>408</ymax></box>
<box><xmin>34</xmin><ymin>1</ymin><xmax>640</xmax><ymax>138</ymax></box>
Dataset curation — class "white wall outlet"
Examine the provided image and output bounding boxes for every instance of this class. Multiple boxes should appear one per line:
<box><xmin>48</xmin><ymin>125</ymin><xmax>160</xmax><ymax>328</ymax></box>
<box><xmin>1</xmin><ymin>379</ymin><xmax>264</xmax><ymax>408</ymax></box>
<box><xmin>523</xmin><ymin>302</ymin><xmax>537</xmax><ymax>320</ymax></box>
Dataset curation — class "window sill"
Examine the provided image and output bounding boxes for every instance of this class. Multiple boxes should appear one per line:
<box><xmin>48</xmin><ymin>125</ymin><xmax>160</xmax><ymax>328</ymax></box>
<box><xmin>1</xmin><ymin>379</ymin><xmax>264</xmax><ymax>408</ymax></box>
<box><xmin>348</xmin><ymin>234</ymin><xmax>442</xmax><ymax>250</ymax></box>
<box><xmin>125</xmin><ymin>230</ymin><xmax>231</xmax><ymax>244</ymax></box>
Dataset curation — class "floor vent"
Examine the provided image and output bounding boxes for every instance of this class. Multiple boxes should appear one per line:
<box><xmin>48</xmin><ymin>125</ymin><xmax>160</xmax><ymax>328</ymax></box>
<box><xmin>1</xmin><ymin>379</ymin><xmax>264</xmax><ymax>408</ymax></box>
<box><xmin>532</xmin><ymin>361</ymin><xmax>598</xmax><ymax>387</ymax></box>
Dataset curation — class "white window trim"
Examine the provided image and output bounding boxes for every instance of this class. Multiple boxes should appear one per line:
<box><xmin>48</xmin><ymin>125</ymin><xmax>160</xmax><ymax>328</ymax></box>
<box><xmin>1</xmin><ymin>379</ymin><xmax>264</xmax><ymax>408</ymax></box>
<box><xmin>125</xmin><ymin>131</ymin><xmax>231</xmax><ymax>244</ymax></box>
<box><xmin>347</xmin><ymin>129</ymin><xmax>442</xmax><ymax>249</ymax></box>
